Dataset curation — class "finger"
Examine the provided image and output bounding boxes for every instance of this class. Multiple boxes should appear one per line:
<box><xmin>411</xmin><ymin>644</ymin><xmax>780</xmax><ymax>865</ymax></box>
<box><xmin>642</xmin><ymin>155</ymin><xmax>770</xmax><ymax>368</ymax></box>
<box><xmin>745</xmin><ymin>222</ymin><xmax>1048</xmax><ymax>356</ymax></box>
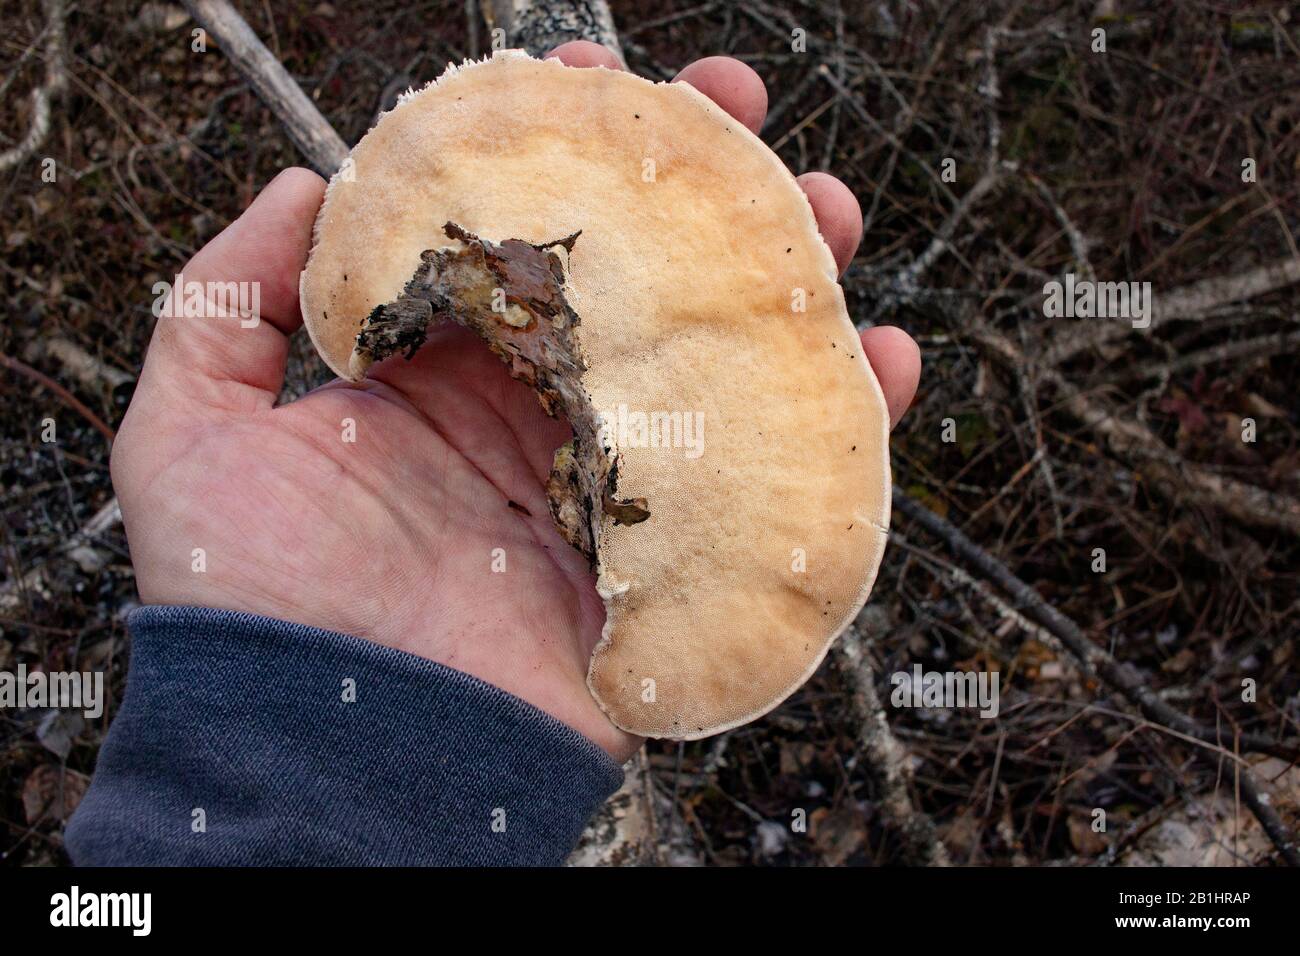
<box><xmin>672</xmin><ymin>56</ymin><xmax>768</xmax><ymax>134</ymax></box>
<box><xmin>141</xmin><ymin>167</ymin><xmax>325</xmax><ymax>405</ymax></box>
<box><xmin>860</xmin><ymin>325</ymin><xmax>921</xmax><ymax>430</ymax></box>
<box><xmin>544</xmin><ymin>40</ymin><xmax>624</xmax><ymax>70</ymax></box>
<box><xmin>797</xmin><ymin>172</ymin><xmax>862</xmax><ymax>276</ymax></box>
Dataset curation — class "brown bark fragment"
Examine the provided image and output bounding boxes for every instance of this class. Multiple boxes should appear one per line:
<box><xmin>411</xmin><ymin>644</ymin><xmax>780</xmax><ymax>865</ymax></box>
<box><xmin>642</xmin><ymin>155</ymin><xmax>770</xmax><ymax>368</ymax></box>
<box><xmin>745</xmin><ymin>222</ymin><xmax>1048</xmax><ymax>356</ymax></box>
<box><xmin>355</xmin><ymin>223</ymin><xmax>648</xmax><ymax>564</ymax></box>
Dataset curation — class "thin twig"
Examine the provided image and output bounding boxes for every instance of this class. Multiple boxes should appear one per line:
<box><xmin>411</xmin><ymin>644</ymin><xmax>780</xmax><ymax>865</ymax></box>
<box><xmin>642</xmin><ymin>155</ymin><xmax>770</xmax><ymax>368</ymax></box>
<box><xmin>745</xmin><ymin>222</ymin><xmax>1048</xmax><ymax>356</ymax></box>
<box><xmin>0</xmin><ymin>353</ymin><xmax>115</xmax><ymax>444</ymax></box>
<box><xmin>0</xmin><ymin>497</ymin><xmax>122</xmax><ymax>612</ymax></box>
<box><xmin>892</xmin><ymin>488</ymin><xmax>1299</xmax><ymax>864</ymax></box>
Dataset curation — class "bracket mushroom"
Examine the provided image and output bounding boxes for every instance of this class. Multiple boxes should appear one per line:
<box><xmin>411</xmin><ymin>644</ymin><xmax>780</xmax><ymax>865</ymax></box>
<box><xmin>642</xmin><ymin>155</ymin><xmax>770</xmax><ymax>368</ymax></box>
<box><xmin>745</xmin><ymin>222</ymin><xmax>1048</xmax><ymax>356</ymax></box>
<box><xmin>300</xmin><ymin>51</ymin><xmax>891</xmax><ymax>739</ymax></box>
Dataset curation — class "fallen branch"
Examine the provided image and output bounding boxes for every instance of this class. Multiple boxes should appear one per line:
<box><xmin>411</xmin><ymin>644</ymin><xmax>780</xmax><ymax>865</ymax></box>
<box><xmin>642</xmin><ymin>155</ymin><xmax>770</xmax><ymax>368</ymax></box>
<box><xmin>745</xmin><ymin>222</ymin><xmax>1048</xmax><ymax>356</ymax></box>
<box><xmin>971</xmin><ymin>321</ymin><xmax>1300</xmax><ymax>538</ymax></box>
<box><xmin>892</xmin><ymin>488</ymin><xmax>1294</xmax><ymax>760</ymax></box>
<box><xmin>25</xmin><ymin>337</ymin><xmax>135</xmax><ymax>391</ymax></box>
<box><xmin>1025</xmin><ymin>169</ymin><xmax>1093</xmax><ymax>283</ymax></box>
<box><xmin>482</xmin><ymin>0</ymin><xmax>625</xmax><ymax>62</ymax></box>
<box><xmin>897</xmin><ymin>163</ymin><xmax>1006</xmax><ymax>293</ymax></box>
<box><xmin>834</xmin><ymin>623</ymin><xmax>951</xmax><ymax>866</ymax></box>
<box><xmin>568</xmin><ymin>752</ymin><xmax>703</xmax><ymax>866</ymax></box>
<box><xmin>180</xmin><ymin>0</ymin><xmax>349</xmax><ymax>176</ymax></box>
<box><xmin>1112</xmin><ymin>327</ymin><xmax>1300</xmax><ymax>386</ymax></box>
<box><xmin>1045</xmin><ymin>256</ymin><xmax>1300</xmax><ymax>366</ymax></box>
<box><xmin>0</xmin><ymin>0</ymin><xmax>67</xmax><ymax>172</ymax></box>
<box><xmin>891</xmin><ymin>487</ymin><xmax>1299</xmax><ymax>865</ymax></box>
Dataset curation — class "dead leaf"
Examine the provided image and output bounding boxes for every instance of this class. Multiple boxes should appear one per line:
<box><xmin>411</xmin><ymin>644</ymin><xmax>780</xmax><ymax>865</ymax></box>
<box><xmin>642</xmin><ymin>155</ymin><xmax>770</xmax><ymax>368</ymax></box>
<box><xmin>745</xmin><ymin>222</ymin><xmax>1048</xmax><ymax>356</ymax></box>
<box><xmin>22</xmin><ymin>765</ymin><xmax>89</xmax><ymax>825</ymax></box>
<box><xmin>1161</xmin><ymin>647</ymin><xmax>1196</xmax><ymax>675</ymax></box>
<box><xmin>939</xmin><ymin>807</ymin><xmax>983</xmax><ymax>862</ymax></box>
<box><xmin>778</xmin><ymin>742</ymin><xmax>816</xmax><ymax>776</ymax></box>
<box><xmin>1242</xmin><ymin>392</ymin><xmax>1287</xmax><ymax>419</ymax></box>
<box><xmin>1121</xmin><ymin>757</ymin><xmax>1300</xmax><ymax>865</ymax></box>
<box><xmin>36</xmin><ymin>709</ymin><xmax>84</xmax><ymax>759</ymax></box>
<box><xmin>810</xmin><ymin>806</ymin><xmax>866</xmax><ymax>865</ymax></box>
<box><xmin>1068</xmin><ymin>811</ymin><xmax>1108</xmax><ymax>856</ymax></box>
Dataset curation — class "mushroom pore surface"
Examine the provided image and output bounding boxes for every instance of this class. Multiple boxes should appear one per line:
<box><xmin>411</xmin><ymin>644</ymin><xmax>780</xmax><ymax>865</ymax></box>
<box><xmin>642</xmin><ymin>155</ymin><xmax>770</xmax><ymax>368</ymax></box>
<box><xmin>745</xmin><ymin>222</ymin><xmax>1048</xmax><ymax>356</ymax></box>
<box><xmin>299</xmin><ymin>50</ymin><xmax>892</xmax><ymax>739</ymax></box>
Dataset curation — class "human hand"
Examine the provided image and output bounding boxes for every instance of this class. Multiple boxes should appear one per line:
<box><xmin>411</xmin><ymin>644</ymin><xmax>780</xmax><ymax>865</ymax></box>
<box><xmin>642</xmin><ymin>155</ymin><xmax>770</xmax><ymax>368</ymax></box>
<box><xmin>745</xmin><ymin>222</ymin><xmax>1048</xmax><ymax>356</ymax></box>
<box><xmin>110</xmin><ymin>44</ymin><xmax>922</xmax><ymax>762</ymax></box>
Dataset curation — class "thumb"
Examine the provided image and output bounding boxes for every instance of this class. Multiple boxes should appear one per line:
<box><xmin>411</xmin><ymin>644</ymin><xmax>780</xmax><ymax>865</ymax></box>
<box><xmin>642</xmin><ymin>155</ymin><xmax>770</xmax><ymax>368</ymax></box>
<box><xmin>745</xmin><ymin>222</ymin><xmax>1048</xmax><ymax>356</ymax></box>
<box><xmin>136</xmin><ymin>167</ymin><xmax>326</xmax><ymax>413</ymax></box>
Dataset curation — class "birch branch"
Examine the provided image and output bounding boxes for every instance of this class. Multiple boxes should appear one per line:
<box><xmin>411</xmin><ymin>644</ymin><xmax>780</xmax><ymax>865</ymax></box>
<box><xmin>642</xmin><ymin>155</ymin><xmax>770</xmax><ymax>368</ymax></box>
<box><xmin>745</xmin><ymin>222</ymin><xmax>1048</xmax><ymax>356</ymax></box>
<box><xmin>971</xmin><ymin>321</ymin><xmax>1300</xmax><ymax>538</ymax></box>
<box><xmin>481</xmin><ymin>0</ymin><xmax>625</xmax><ymax>63</ymax></box>
<box><xmin>834</xmin><ymin>624</ymin><xmax>951</xmax><ymax>866</ymax></box>
<box><xmin>1045</xmin><ymin>256</ymin><xmax>1300</xmax><ymax>366</ymax></box>
<box><xmin>180</xmin><ymin>0</ymin><xmax>349</xmax><ymax>176</ymax></box>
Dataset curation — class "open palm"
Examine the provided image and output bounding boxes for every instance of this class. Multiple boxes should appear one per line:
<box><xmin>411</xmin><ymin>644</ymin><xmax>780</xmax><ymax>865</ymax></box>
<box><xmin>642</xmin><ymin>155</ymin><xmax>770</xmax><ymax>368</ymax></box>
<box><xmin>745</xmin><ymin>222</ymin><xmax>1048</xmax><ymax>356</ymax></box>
<box><xmin>112</xmin><ymin>46</ymin><xmax>920</xmax><ymax>761</ymax></box>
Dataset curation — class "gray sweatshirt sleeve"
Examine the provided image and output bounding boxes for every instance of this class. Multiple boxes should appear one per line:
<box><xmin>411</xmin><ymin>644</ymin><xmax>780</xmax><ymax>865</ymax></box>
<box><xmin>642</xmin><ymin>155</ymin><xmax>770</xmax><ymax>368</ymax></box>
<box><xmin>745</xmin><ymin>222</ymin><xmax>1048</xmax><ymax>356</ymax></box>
<box><xmin>65</xmin><ymin>606</ymin><xmax>623</xmax><ymax>866</ymax></box>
